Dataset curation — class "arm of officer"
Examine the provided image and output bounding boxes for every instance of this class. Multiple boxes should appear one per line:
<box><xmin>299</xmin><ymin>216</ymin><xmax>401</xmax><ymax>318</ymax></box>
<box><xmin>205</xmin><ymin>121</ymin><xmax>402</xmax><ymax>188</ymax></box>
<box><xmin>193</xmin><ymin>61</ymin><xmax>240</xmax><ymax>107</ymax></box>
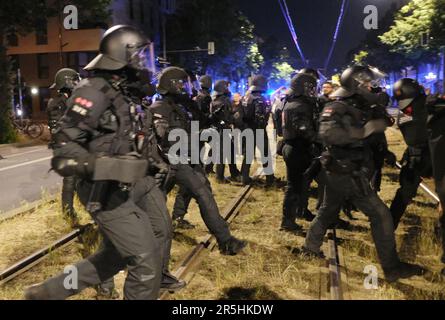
<box><xmin>149</xmin><ymin>101</ymin><xmax>171</xmax><ymax>143</ymax></box>
<box><xmin>51</xmin><ymin>86</ymin><xmax>111</xmax><ymax>178</ymax></box>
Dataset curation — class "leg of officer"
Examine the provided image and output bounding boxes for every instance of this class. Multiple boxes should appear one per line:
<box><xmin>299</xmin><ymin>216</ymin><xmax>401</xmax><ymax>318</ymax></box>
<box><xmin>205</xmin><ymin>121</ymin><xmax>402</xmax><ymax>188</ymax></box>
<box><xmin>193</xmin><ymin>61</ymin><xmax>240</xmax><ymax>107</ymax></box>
<box><xmin>26</xmin><ymin>183</ymin><xmax>162</xmax><ymax>300</ymax></box>
<box><xmin>241</xmin><ymin>135</ymin><xmax>254</xmax><ymax>184</ymax></box>
<box><xmin>351</xmin><ymin>188</ymin><xmax>400</xmax><ymax>272</ymax></box>
<box><xmin>390</xmin><ymin>164</ymin><xmax>422</xmax><ymax>229</ymax></box>
<box><xmin>282</xmin><ymin>144</ymin><xmax>299</xmax><ymax>228</ymax></box>
<box><xmin>304</xmin><ymin>173</ymin><xmax>346</xmax><ymax>253</ymax></box>
<box><xmin>172</xmin><ymin>187</ymin><xmax>193</xmax><ymax>220</ymax></box>
<box><xmin>132</xmin><ymin>176</ymin><xmax>172</xmax><ymax>273</ymax></box>
<box><xmin>174</xmin><ymin>164</ymin><xmax>232</xmax><ymax>244</ymax></box>
<box><xmin>61</xmin><ymin>175</ymin><xmax>78</xmax><ymax>222</ymax></box>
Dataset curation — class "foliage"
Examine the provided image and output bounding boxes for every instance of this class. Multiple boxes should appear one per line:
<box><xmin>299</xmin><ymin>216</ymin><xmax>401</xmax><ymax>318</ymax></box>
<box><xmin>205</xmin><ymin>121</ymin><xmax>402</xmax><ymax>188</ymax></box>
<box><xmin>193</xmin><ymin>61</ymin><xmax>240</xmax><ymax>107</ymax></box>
<box><xmin>165</xmin><ymin>0</ymin><xmax>264</xmax><ymax>82</ymax></box>
<box><xmin>270</xmin><ymin>61</ymin><xmax>295</xmax><ymax>84</ymax></box>
<box><xmin>379</xmin><ymin>0</ymin><xmax>437</xmax><ymax>60</ymax></box>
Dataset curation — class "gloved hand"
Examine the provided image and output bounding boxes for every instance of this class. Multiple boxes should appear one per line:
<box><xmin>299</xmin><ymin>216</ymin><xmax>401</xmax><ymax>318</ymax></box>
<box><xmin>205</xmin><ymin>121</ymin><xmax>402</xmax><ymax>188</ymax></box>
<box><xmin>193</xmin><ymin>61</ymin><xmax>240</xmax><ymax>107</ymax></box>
<box><xmin>51</xmin><ymin>155</ymin><xmax>95</xmax><ymax>178</ymax></box>
<box><xmin>385</xmin><ymin>151</ymin><xmax>397</xmax><ymax>167</ymax></box>
<box><xmin>154</xmin><ymin>167</ymin><xmax>169</xmax><ymax>189</ymax></box>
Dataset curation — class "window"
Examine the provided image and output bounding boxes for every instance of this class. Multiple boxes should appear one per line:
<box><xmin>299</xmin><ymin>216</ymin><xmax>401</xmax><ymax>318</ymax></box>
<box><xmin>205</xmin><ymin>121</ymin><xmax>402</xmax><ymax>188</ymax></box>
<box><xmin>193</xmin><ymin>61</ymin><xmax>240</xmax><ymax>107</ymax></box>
<box><xmin>140</xmin><ymin>0</ymin><xmax>145</xmax><ymax>23</ymax></box>
<box><xmin>7</xmin><ymin>33</ymin><xmax>18</xmax><ymax>47</ymax></box>
<box><xmin>36</xmin><ymin>20</ymin><xmax>48</xmax><ymax>45</ymax></box>
<box><xmin>37</xmin><ymin>54</ymin><xmax>49</xmax><ymax>79</ymax></box>
<box><xmin>129</xmin><ymin>0</ymin><xmax>134</xmax><ymax>20</ymax></box>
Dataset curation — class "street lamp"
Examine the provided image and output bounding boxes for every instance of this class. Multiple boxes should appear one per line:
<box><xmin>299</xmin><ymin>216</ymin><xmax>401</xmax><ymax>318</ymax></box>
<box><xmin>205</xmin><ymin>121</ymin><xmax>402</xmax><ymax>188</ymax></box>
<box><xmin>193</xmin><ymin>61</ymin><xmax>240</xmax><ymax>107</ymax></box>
<box><xmin>31</xmin><ymin>87</ymin><xmax>39</xmax><ymax>95</ymax></box>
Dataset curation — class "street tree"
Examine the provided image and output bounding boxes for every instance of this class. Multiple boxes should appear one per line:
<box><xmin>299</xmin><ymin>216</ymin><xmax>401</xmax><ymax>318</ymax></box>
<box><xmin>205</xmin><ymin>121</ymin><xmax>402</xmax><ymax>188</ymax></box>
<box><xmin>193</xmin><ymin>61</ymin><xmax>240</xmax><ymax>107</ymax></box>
<box><xmin>0</xmin><ymin>0</ymin><xmax>111</xmax><ymax>144</ymax></box>
<box><xmin>165</xmin><ymin>0</ymin><xmax>264</xmax><ymax>84</ymax></box>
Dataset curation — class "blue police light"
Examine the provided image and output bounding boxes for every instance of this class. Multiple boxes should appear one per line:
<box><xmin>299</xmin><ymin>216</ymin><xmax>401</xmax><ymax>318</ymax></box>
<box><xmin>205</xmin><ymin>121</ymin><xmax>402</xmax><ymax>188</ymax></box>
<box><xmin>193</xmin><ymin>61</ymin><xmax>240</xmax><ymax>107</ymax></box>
<box><xmin>425</xmin><ymin>72</ymin><xmax>437</xmax><ymax>81</ymax></box>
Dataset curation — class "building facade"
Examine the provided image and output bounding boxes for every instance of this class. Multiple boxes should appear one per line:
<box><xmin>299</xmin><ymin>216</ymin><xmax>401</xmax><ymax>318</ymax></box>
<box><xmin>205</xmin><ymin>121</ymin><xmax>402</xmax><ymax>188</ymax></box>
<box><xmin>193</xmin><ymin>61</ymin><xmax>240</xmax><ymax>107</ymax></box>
<box><xmin>6</xmin><ymin>0</ymin><xmax>172</xmax><ymax>120</ymax></box>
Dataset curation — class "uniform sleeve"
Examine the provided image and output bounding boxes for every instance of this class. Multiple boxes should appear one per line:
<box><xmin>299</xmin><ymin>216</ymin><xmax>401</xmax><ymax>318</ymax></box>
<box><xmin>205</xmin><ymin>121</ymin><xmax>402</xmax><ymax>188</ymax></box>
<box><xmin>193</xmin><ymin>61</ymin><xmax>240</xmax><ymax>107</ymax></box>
<box><xmin>242</xmin><ymin>95</ymin><xmax>255</xmax><ymax>122</ymax></box>
<box><xmin>55</xmin><ymin>86</ymin><xmax>111</xmax><ymax>160</ymax></box>
<box><xmin>149</xmin><ymin>101</ymin><xmax>170</xmax><ymax>142</ymax></box>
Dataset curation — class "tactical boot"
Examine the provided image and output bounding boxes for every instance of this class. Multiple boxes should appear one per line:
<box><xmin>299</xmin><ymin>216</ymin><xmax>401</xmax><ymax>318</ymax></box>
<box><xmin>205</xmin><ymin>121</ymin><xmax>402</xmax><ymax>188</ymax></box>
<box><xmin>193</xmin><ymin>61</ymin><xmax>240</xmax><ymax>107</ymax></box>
<box><xmin>300</xmin><ymin>246</ymin><xmax>326</xmax><ymax>259</ymax></box>
<box><xmin>219</xmin><ymin>236</ymin><xmax>247</xmax><ymax>255</ymax></box>
<box><xmin>242</xmin><ymin>177</ymin><xmax>252</xmax><ymax>186</ymax></box>
<box><xmin>384</xmin><ymin>262</ymin><xmax>425</xmax><ymax>283</ymax></box>
<box><xmin>216</xmin><ymin>177</ymin><xmax>231</xmax><ymax>184</ymax></box>
<box><xmin>161</xmin><ymin>272</ymin><xmax>186</xmax><ymax>292</ymax></box>
<box><xmin>95</xmin><ymin>286</ymin><xmax>120</xmax><ymax>300</ymax></box>
<box><xmin>24</xmin><ymin>283</ymin><xmax>52</xmax><ymax>300</ymax></box>
<box><xmin>280</xmin><ymin>219</ymin><xmax>302</xmax><ymax>233</ymax></box>
<box><xmin>228</xmin><ymin>175</ymin><xmax>242</xmax><ymax>183</ymax></box>
<box><xmin>298</xmin><ymin>208</ymin><xmax>316</xmax><ymax>222</ymax></box>
<box><xmin>173</xmin><ymin>217</ymin><xmax>195</xmax><ymax>230</ymax></box>
<box><xmin>265</xmin><ymin>175</ymin><xmax>275</xmax><ymax>187</ymax></box>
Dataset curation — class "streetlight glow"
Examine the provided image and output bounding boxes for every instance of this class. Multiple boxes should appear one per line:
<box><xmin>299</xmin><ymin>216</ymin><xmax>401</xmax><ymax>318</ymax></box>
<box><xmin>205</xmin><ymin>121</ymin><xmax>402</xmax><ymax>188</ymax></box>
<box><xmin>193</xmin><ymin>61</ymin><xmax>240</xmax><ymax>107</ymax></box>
<box><xmin>31</xmin><ymin>87</ymin><xmax>39</xmax><ymax>95</ymax></box>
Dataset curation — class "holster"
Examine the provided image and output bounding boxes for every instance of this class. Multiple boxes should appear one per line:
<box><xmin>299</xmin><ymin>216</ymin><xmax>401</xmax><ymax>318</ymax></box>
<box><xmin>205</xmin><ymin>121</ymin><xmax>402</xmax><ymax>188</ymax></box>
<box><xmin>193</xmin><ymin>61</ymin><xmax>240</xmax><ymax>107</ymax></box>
<box><xmin>93</xmin><ymin>157</ymin><xmax>148</xmax><ymax>184</ymax></box>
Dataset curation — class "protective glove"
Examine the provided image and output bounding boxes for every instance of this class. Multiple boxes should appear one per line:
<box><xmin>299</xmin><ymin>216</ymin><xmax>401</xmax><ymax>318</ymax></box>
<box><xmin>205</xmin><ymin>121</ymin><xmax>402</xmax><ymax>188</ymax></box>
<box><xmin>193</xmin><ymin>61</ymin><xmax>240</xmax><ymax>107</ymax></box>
<box><xmin>154</xmin><ymin>167</ymin><xmax>169</xmax><ymax>189</ymax></box>
<box><xmin>51</xmin><ymin>155</ymin><xmax>95</xmax><ymax>178</ymax></box>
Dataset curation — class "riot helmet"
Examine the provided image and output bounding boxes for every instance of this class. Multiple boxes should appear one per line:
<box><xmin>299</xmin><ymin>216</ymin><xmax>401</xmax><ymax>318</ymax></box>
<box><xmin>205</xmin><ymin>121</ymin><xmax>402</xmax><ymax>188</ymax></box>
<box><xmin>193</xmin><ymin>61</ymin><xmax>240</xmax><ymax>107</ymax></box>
<box><xmin>84</xmin><ymin>25</ymin><xmax>152</xmax><ymax>72</ymax></box>
<box><xmin>287</xmin><ymin>73</ymin><xmax>318</xmax><ymax>98</ymax></box>
<box><xmin>299</xmin><ymin>68</ymin><xmax>320</xmax><ymax>80</ymax></box>
<box><xmin>393</xmin><ymin>78</ymin><xmax>425</xmax><ymax>110</ymax></box>
<box><xmin>249</xmin><ymin>75</ymin><xmax>268</xmax><ymax>92</ymax></box>
<box><xmin>50</xmin><ymin>68</ymin><xmax>80</xmax><ymax>91</ymax></box>
<box><xmin>332</xmin><ymin>65</ymin><xmax>386</xmax><ymax>103</ymax></box>
<box><xmin>156</xmin><ymin>67</ymin><xmax>192</xmax><ymax>97</ymax></box>
<box><xmin>214</xmin><ymin>80</ymin><xmax>230</xmax><ymax>96</ymax></box>
<box><xmin>199</xmin><ymin>75</ymin><xmax>213</xmax><ymax>91</ymax></box>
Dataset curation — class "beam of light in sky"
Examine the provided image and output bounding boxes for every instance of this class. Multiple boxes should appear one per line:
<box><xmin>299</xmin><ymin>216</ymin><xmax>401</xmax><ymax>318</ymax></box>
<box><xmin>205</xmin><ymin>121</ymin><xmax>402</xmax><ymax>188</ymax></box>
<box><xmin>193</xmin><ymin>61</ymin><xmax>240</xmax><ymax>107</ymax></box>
<box><xmin>324</xmin><ymin>0</ymin><xmax>349</xmax><ymax>72</ymax></box>
<box><xmin>277</xmin><ymin>0</ymin><xmax>307</xmax><ymax>66</ymax></box>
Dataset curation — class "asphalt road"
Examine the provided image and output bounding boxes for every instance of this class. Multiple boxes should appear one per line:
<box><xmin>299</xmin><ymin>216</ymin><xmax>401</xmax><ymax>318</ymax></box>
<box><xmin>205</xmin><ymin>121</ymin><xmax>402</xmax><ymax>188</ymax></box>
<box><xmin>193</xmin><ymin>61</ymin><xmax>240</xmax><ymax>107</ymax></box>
<box><xmin>0</xmin><ymin>145</ymin><xmax>61</xmax><ymax>213</ymax></box>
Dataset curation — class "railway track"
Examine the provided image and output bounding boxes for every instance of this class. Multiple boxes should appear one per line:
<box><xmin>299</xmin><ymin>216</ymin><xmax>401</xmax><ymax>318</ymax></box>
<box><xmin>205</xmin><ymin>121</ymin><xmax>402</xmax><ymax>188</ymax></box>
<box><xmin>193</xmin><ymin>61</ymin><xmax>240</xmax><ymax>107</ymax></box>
<box><xmin>0</xmin><ymin>182</ymin><xmax>255</xmax><ymax>291</ymax></box>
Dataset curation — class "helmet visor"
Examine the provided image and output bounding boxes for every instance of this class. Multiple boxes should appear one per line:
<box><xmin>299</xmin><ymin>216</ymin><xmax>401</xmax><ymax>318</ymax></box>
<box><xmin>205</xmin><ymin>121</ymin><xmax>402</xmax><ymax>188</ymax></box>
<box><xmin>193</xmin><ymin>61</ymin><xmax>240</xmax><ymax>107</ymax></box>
<box><xmin>129</xmin><ymin>44</ymin><xmax>154</xmax><ymax>72</ymax></box>
<box><xmin>171</xmin><ymin>79</ymin><xmax>193</xmax><ymax>96</ymax></box>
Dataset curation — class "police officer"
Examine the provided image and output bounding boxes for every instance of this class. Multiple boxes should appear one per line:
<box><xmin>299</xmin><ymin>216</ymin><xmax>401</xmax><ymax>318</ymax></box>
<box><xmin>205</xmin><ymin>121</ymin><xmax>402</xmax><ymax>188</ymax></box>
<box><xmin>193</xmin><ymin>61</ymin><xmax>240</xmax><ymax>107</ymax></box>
<box><xmin>25</xmin><ymin>25</ymin><xmax>179</xmax><ymax>300</ymax></box>
<box><xmin>150</xmin><ymin>66</ymin><xmax>247</xmax><ymax>255</ymax></box>
<box><xmin>280</xmin><ymin>73</ymin><xmax>318</xmax><ymax>232</ymax></box>
<box><xmin>210</xmin><ymin>80</ymin><xmax>241</xmax><ymax>183</ymax></box>
<box><xmin>171</xmin><ymin>75</ymin><xmax>214</xmax><ymax>229</ymax></box>
<box><xmin>303</xmin><ymin>66</ymin><xmax>424</xmax><ymax>282</ymax></box>
<box><xmin>390</xmin><ymin>79</ymin><xmax>432</xmax><ymax>229</ymax></box>
<box><xmin>241</xmin><ymin>75</ymin><xmax>274</xmax><ymax>186</ymax></box>
<box><xmin>196</xmin><ymin>75</ymin><xmax>213</xmax><ymax>119</ymax></box>
<box><xmin>425</xmin><ymin>93</ymin><xmax>445</xmax><ymax>275</ymax></box>
<box><xmin>47</xmin><ymin>68</ymin><xmax>81</xmax><ymax>226</ymax></box>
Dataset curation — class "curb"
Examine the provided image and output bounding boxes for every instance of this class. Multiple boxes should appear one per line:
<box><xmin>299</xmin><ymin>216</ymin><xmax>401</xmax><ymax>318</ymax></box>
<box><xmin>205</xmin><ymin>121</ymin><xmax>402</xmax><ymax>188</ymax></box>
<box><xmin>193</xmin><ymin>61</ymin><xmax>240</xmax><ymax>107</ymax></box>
<box><xmin>0</xmin><ymin>194</ymin><xmax>58</xmax><ymax>223</ymax></box>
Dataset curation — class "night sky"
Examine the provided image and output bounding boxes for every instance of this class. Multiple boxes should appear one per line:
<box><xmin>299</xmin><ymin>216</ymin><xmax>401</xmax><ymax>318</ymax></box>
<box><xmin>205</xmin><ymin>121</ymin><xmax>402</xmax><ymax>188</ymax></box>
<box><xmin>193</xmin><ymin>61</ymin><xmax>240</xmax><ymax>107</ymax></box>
<box><xmin>238</xmin><ymin>0</ymin><xmax>409</xmax><ymax>74</ymax></box>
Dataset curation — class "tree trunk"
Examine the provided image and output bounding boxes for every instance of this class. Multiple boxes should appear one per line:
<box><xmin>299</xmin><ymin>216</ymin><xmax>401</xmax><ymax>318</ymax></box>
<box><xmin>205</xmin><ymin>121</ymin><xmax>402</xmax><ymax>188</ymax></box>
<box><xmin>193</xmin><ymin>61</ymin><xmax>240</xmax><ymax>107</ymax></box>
<box><xmin>0</xmin><ymin>32</ymin><xmax>17</xmax><ymax>143</ymax></box>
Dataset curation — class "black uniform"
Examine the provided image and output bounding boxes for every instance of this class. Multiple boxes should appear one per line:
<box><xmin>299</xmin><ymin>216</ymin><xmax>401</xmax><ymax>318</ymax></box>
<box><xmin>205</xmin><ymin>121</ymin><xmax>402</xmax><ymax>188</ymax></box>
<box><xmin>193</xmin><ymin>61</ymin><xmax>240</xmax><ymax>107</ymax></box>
<box><xmin>281</xmin><ymin>95</ymin><xmax>316</xmax><ymax>228</ymax></box>
<box><xmin>241</xmin><ymin>92</ymin><xmax>273</xmax><ymax>185</ymax></box>
<box><xmin>210</xmin><ymin>93</ymin><xmax>240</xmax><ymax>182</ymax></box>
<box><xmin>150</xmin><ymin>96</ymin><xmax>233</xmax><ymax>246</ymax></box>
<box><xmin>32</xmin><ymin>75</ymin><xmax>170</xmax><ymax>300</ymax></box>
<box><xmin>425</xmin><ymin>95</ymin><xmax>445</xmax><ymax>266</ymax></box>
<box><xmin>47</xmin><ymin>93</ymin><xmax>78</xmax><ymax>223</ymax></box>
<box><xmin>390</xmin><ymin>95</ymin><xmax>432</xmax><ymax>228</ymax></box>
<box><xmin>304</xmin><ymin>98</ymin><xmax>401</xmax><ymax>274</ymax></box>
<box><xmin>195</xmin><ymin>89</ymin><xmax>212</xmax><ymax>126</ymax></box>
